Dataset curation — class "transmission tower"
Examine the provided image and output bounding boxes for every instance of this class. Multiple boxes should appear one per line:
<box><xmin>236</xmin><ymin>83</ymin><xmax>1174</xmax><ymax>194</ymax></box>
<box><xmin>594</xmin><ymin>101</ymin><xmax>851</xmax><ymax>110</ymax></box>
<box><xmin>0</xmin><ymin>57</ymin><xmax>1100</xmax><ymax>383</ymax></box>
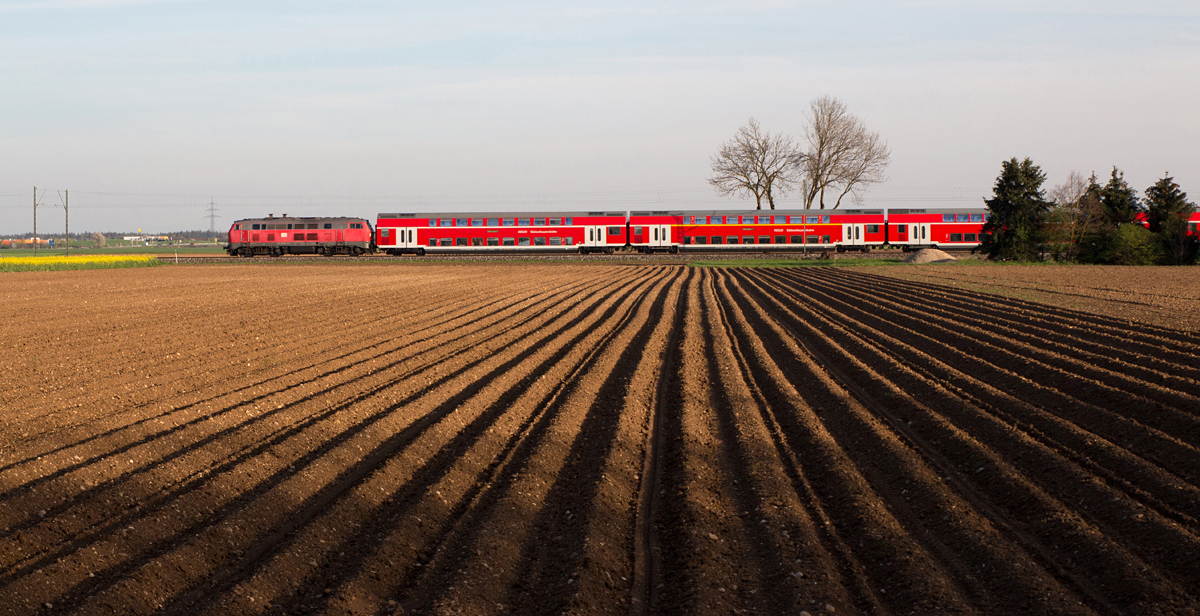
<box><xmin>205</xmin><ymin>198</ymin><xmax>220</xmax><ymax>235</ymax></box>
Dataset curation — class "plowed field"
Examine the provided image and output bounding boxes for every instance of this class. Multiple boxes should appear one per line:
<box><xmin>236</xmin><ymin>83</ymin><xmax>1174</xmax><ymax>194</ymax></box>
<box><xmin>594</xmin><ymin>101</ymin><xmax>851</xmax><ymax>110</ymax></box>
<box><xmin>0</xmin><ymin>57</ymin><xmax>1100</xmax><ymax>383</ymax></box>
<box><xmin>2</xmin><ymin>265</ymin><xmax>1199</xmax><ymax>616</ymax></box>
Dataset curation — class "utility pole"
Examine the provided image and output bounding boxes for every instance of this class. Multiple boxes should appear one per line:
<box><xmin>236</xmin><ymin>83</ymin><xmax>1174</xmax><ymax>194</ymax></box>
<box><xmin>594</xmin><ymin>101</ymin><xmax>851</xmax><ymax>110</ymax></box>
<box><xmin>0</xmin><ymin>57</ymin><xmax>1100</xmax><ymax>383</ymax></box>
<box><xmin>57</xmin><ymin>190</ymin><xmax>69</xmax><ymax>255</ymax></box>
<box><xmin>205</xmin><ymin>198</ymin><xmax>220</xmax><ymax>236</ymax></box>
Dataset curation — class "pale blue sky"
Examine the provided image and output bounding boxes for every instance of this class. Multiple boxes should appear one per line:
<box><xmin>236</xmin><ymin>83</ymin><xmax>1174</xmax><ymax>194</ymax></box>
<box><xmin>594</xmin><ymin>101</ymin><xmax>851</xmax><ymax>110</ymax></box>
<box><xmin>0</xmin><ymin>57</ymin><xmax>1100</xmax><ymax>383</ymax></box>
<box><xmin>2</xmin><ymin>1</ymin><xmax>1198</xmax><ymax>234</ymax></box>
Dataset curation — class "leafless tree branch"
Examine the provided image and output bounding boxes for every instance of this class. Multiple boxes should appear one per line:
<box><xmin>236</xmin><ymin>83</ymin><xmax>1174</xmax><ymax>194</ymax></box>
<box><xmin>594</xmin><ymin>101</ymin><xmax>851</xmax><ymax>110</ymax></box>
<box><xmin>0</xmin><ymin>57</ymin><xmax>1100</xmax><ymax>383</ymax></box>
<box><xmin>708</xmin><ymin>118</ymin><xmax>801</xmax><ymax>210</ymax></box>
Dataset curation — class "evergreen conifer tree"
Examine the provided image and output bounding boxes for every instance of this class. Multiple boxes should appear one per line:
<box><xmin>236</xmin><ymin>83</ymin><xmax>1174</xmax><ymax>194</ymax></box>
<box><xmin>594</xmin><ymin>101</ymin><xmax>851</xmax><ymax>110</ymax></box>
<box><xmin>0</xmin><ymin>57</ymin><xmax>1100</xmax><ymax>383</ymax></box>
<box><xmin>1144</xmin><ymin>174</ymin><xmax>1199</xmax><ymax>265</ymax></box>
<box><xmin>1100</xmin><ymin>167</ymin><xmax>1140</xmax><ymax>224</ymax></box>
<box><xmin>979</xmin><ymin>158</ymin><xmax>1051</xmax><ymax>261</ymax></box>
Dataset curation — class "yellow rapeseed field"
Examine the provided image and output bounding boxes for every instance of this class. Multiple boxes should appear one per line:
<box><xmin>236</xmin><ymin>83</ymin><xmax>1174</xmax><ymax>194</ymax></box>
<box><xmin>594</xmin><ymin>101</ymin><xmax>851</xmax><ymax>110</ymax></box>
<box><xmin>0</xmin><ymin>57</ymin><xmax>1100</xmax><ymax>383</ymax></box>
<box><xmin>0</xmin><ymin>254</ymin><xmax>160</xmax><ymax>272</ymax></box>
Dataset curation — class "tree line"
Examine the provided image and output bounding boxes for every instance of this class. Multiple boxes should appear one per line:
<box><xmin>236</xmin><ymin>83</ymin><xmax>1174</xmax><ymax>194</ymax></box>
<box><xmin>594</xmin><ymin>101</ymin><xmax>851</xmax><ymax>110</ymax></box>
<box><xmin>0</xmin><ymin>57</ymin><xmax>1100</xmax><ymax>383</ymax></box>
<box><xmin>980</xmin><ymin>158</ymin><xmax>1199</xmax><ymax>265</ymax></box>
<box><xmin>709</xmin><ymin>96</ymin><xmax>891</xmax><ymax>210</ymax></box>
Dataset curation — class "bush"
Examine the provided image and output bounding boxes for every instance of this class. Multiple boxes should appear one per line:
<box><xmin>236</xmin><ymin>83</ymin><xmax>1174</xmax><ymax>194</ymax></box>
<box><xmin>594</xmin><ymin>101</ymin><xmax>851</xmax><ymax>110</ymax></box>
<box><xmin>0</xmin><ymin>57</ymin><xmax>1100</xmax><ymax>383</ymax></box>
<box><xmin>1104</xmin><ymin>224</ymin><xmax>1161</xmax><ymax>266</ymax></box>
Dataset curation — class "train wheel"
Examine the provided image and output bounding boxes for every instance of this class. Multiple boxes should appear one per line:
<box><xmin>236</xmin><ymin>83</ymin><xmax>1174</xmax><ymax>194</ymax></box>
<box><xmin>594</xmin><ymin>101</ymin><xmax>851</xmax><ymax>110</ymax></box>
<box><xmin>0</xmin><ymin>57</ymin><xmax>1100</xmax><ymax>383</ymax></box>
<box><xmin>836</xmin><ymin>245</ymin><xmax>846</xmax><ymax>253</ymax></box>
<box><xmin>416</xmin><ymin>248</ymin><xmax>425</xmax><ymax>256</ymax></box>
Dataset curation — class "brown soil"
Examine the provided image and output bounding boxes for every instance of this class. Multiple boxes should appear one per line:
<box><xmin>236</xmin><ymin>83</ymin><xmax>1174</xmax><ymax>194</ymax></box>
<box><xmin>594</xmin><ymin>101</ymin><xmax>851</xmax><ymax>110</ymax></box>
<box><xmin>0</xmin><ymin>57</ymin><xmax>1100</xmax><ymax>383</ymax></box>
<box><xmin>1</xmin><ymin>264</ymin><xmax>1198</xmax><ymax>616</ymax></box>
<box><xmin>858</xmin><ymin>263</ymin><xmax>1200</xmax><ymax>331</ymax></box>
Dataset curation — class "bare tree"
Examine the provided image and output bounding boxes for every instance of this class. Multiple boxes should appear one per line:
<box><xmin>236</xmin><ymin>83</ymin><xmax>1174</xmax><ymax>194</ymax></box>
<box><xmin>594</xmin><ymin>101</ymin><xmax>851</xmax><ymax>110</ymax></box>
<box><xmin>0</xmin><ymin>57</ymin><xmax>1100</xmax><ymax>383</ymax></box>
<box><xmin>1046</xmin><ymin>171</ymin><xmax>1105</xmax><ymax>262</ymax></box>
<box><xmin>708</xmin><ymin>118</ymin><xmax>800</xmax><ymax>210</ymax></box>
<box><xmin>799</xmin><ymin>96</ymin><xmax>891</xmax><ymax>209</ymax></box>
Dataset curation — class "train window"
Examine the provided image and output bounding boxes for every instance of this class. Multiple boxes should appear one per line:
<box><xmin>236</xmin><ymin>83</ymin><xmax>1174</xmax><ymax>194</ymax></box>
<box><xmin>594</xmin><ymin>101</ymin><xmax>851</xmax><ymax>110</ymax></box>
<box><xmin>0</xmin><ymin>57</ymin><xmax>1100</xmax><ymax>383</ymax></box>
<box><xmin>549</xmin><ymin>237</ymin><xmax>562</xmax><ymax>245</ymax></box>
<box><xmin>806</xmin><ymin>216</ymin><xmax>819</xmax><ymax>224</ymax></box>
<box><xmin>950</xmin><ymin>233</ymin><xmax>963</xmax><ymax>242</ymax></box>
<box><xmin>532</xmin><ymin>237</ymin><xmax>545</xmax><ymax>246</ymax></box>
<box><xmin>758</xmin><ymin>236</ymin><xmax>770</xmax><ymax>244</ymax></box>
<box><xmin>469</xmin><ymin>237</ymin><xmax>482</xmax><ymax>246</ymax></box>
<box><xmin>456</xmin><ymin>237</ymin><xmax>468</xmax><ymax>246</ymax></box>
<box><xmin>251</xmin><ymin>224</ymin><xmax>259</xmax><ymax>230</ymax></box>
<box><xmin>549</xmin><ymin>218</ymin><xmax>561</xmax><ymax>226</ymax></box>
<box><xmin>711</xmin><ymin>216</ymin><xmax>723</xmax><ymax>224</ymax></box>
<box><xmin>518</xmin><ymin>218</ymin><xmax>531</xmax><ymax>226</ymax></box>
<box><xmin>608</xmin><ymin>226</ymin><xmax>622</xmax><ymax>236</ymax></box>
<box><xmin>709</xmin><ymin>236</ymin><xmax>722</xmax><ymax>244</ymax></box>
<box><xmin>440</xmin><ymin>238</ymin><xmax>452</xmax><ymax>246</ymax></box>
<box><xmin>727</xmin><ymin>236</ymin><xmax>739</xmax><ymax>244</ymax></box>
<box><xmin>965</xmin><ymin>233</ymin><xmax>978</xmax><ymax>242</ymax></box>
<box><xmin>788</xmin><ymin>216</ymin><xmax>801</xmax><ymax>224</ymax></box>
<box><xmin>787</xmin><ymin>235</ymin><xmax>800</xmax><ymax>243</ymax></box>
<box><xmin>683</xmin><ymin>236</ymin><xmax>692</xmax><ymax>245</ymax></box>
<box><xmin>471</xmin><ymin>219</ymin><xmax>483</xmax><ymax>227</ymax></box>
<box><xmin>896</xmin><ymin>224</ymin><xmax>907</xmax><ymax>234</ymax></box>
<box><xmin>774</xmin><ymin>236</ymin><xmax>786</xmax><ymax>244</ymax></box>
<box><xmin>806</xmin><ymin>235</ymin><xmax>818</xmax><ymax>244</ymax></box>
<box><xmin>771</xmin><ymin>216</ymin><xmax>783</xmax><ymax>224</ymax></box>
<box><xmin>534</xmin><ymin>218</ymin><xmax>546</xmax><ymax>226</ymax></box>
<box><xmin>487</xmin><ymin>237</ymin><xmax>499</xmax><ymax>246</ymax></box>
<box><xmin>971</xmin><ymin>213</ymin><xmax>984</xmax><ymax>222</ymax></box>
<box><xmin>756</xmin><ymin>216</ymin><xmax>768</xmax><ymax>224</ymax></box>
<box><xmin>822</xmin><ymin>235</ymin><xmax>831</xmax><ymax>243</ymax></box>
<box><xmin>564</xmin><ymin>217</ymin><xmax>573</xmax><ymax>225</ymax></box>
<box><xmin>564</xmin><ymin>237</ymin><xmax>573</xmax><ymax>245</ymax></box>
<box><xmin>693</xmin><ymin>236</ymin><xmax>707</xmax><ymax>244</ymax></box>
<box><xmin>487</xmin><ymin>218</ymin><xmax>499</xmax><ymax>226</ymax></box>
<box><xmin>866</xmin><ymin>224</ymin><xmax>880</xmax><ymax>233</ymax></box>
<box><xmin>502</xmin><ymin>237</ymin><xmax>515</xmax><ymax>246</ymax></box>
<box><xmin>502</xmin><ymin>218</ymin><xmax>515</xmax><ymax>226</ymax></box>
<box><xmin>943</xmin><ymin>214</ymin><xmax>955</xmax><ymax>222</ymax></box>
<box><xmin>957</xmin><ymin>214</ymin><xmax>970</xmax><ymax>222</ymax></box>
<box><xmin>440</xmin><ymin>219</ymin><xmax>452</xmax><ymax>227</ymax></box>
<box><xmin>518</xmin><ymin>237</ymin><xmax>530</xmax><ymax>246</ymax></box>
<box><xmin>633</xmin><ymin>226</ymin><xmax>643</xmax><ymax>235</ymax></box>
<box><xmin>379</xmin><ymin>228</ymin><xmax>389</xmax><ymax>237</ymax></box>
<box><xmin>353</xmin><ymin>223</ymin><xmax>364</xmax><ymax>229</ymax></box>
<box><xmin>454</xmin><ymin>218</ymin><xmax>466</xmax><ymax>227</ymax></box>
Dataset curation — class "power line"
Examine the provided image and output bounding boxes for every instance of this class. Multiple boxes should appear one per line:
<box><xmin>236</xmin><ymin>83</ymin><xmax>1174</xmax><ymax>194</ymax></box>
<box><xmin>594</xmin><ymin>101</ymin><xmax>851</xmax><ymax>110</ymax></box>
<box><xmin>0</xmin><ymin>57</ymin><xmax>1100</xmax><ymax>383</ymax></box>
<box><xmin>204</xmin><ymin>198</ymin><xmax>220</xmax><ymax>234</ymax></box>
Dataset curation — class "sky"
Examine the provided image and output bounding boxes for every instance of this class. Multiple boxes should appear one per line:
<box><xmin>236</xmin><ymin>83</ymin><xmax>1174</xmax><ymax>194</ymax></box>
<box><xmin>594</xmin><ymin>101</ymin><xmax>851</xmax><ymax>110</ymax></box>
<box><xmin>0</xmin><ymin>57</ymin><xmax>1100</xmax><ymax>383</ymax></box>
<box><xmin>2</xmin><ymin>0</ymin><xmax>1198</xmax><ymax>235</ymax></box>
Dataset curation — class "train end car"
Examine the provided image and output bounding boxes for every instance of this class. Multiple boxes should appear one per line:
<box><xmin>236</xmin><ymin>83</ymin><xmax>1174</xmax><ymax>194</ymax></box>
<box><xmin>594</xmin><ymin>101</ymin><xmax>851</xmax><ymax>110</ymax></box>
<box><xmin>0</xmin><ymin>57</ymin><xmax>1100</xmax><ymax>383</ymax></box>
<box><xmin>886</xmin><ymin>208</ymin><xmax>987</xmax><ymax>252</ymax></box>
<box><xmin>226</xmin><ymin>215</ymin><xmax>374</xmax><ymax>257</ymax></box>
<box><xmin>375</xmin><ymin>211</ymin><xmax>629</xmax><ymax>255</ymax></box>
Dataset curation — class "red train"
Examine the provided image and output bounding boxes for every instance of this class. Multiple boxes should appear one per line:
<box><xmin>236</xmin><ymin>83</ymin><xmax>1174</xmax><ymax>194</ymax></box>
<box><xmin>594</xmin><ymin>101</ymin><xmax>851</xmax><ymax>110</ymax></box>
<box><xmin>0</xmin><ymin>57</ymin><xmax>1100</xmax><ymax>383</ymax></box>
<box><xmin>224</xmin><ymin>214</ymin><xmax>373</xmax><ymax>257</ymax></box>
<box><xmin>225</xmin><ymin>208</ymin><xmax>1006</xmax><ymax>256</ymax></box>
<box><xmin>372</xmin><ymin>208</ymin><xmax>987</xmax><ymax>255</ymax></box>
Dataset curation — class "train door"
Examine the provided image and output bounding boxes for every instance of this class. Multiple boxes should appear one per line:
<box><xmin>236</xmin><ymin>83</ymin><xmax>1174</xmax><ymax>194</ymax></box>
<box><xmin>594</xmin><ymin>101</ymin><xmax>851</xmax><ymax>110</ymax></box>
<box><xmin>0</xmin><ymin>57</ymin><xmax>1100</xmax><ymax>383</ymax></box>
<box><xmin>650</xmin><ymin>225</ymin><xmax>670</xmax><ymax>247</ymax></box>
<box><xmin>842</xmin><ymin>224</ymin><xmax>864</xmax><ymax>247</ymax></box>
<box><xmin>915</xmin><ymin>223</ymin><xmax>930</xmax><ymax>246</ymax></box>
<box><xmin>585</xmin><ymin>225</ymin><xmax>605</xmax><ymax>248</ymax></box>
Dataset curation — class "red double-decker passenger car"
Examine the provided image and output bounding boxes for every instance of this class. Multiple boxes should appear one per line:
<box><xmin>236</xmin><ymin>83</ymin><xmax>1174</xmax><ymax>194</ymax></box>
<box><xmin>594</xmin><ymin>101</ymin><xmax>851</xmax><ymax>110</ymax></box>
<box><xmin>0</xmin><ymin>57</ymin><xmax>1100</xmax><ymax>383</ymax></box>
<box><xmin>225</xmin><ymin>214</ymin><xmax>373</xmax><ymax>257</ymax></box>
<box><xmin>638</xmin><ymin>209</ymin><xmax>887</xmax><ymax>253</ymax></box>
<box><xmin>375</xmin><ymin>211</ymin><xmax>628</xmax><ymax>255</ymax></box>
<box><xmin>886</xmin><ymin>208</ymin><xmax>987</xmax><ymax>251</ymax></box>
